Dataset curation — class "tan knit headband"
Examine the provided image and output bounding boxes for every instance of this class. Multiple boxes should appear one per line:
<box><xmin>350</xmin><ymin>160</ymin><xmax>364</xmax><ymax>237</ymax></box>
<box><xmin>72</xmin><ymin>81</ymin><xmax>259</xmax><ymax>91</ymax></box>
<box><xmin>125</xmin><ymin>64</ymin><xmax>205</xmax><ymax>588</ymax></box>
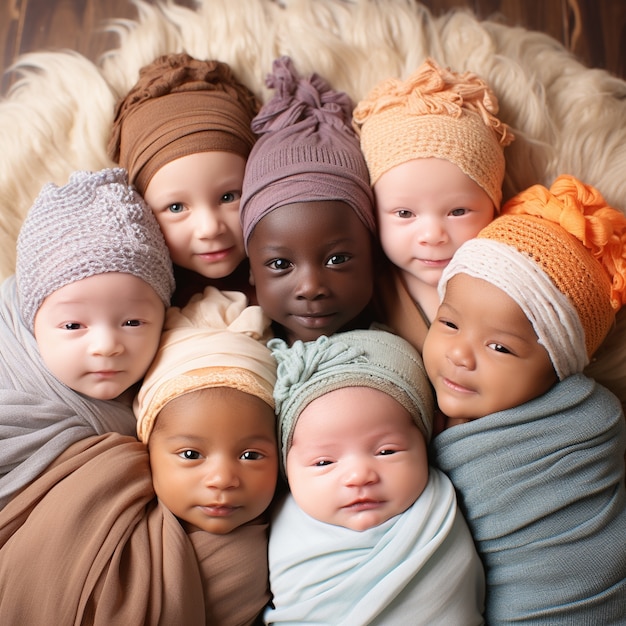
<box><xmin>353</xmin><ymin>58</ymin><xmax>514</xmax><ymax>209</ymax></box>
<box><xmin>134</xmin><ymin>287</ymin><xmax>277</xmax><ymax>443</ymax></box>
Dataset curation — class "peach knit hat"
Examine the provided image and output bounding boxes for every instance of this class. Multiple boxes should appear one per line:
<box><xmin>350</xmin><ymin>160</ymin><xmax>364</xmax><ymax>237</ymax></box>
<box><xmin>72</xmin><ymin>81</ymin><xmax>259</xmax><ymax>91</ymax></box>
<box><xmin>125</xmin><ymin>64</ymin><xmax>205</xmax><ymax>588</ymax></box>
<box><xmin>352</xmin><ymin>58</ymin><xmax>514</xmax><ymax>209</ymax></box>
<box><xmin>439</xmin><ymin>175</ymin><xmax>626</xmax><ymax>380</ymax></box>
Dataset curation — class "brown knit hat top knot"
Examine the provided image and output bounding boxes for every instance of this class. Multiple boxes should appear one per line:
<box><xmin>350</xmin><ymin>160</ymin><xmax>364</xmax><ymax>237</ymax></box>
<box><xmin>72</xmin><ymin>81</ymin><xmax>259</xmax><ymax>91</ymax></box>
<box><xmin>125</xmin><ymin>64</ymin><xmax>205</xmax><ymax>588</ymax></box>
<box><xmin>353</xmin><ymin>58</ymin><xmax>514</xmax><ymax>209</ymax></box>
<box><xmin>108</xmin><ymin>53</ymin><xmax>260</xmax><ymax>194</ymax></box>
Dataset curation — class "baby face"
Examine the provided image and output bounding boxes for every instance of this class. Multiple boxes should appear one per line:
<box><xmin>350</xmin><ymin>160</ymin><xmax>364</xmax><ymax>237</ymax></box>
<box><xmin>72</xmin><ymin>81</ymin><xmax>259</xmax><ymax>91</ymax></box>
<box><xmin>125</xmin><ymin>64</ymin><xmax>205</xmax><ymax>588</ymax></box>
<box><xmin>247</xmin><ymin>200</ymin><xmax>374</xmax><ymax>344</ymax></box>
<box><xmin>148</xmin><ymin>387</ymin><xmax>278</xmax><ymax>534</ymax></box>
<box><xmin>33</xmin><ymin>272</ymin><xmax>165</xmax><ymax>400</ymax></box>
<box><xmin>286</xmin><ymin>386</ymin><xmax>429</xmax><ymax>531</ymax></box>
<box><xmin>423</xmin><ymin>273</ymin><xmax>557</xmax><ymax>422</ymax></box>
<box><xmin>143</xmin><ymin>151</ymin><xmax>247</xmax><ymax>280</ymax></box>
<box><xmin>374</xmin><ymin>158</ymin><xmax>495</xmax><ymax>316</ymax></box>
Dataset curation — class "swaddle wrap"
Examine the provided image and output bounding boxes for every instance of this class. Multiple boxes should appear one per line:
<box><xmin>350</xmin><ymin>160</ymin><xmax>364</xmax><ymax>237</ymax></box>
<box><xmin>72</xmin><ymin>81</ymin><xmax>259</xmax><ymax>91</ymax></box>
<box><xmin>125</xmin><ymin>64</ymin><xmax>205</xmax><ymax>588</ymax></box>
<box><xmin>266</xmin><ymin>468</ymin><xmax>485</xmax><ymax>625</ymax></box>
<box><xmin>432</xmin><ymin>374</ymin><xmax>626</xmax><ymax>624</ymax></box>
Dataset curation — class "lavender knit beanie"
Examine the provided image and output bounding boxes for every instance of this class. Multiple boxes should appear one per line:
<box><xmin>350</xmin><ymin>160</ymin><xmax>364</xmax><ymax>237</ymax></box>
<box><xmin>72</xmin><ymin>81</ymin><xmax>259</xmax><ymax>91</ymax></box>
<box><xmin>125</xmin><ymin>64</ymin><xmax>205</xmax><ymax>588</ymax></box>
<box><xmin>16</xmin><ymin>168</ymin><xmax>175</xmax><ymax>330</ymax></box>
<box><xmin>240</xmin><ymin>56</ymin><xmax>375</xmax><ymax>248</ymax></box>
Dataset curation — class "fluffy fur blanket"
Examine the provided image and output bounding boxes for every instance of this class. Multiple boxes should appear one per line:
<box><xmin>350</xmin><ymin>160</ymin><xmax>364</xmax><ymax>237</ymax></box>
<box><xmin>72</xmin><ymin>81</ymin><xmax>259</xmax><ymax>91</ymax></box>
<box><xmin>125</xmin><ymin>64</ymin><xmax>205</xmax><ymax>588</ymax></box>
<box><xmin>1</xmin><ymin>0</ymin><xmax>625</xmax><ymax>402</ymax></box>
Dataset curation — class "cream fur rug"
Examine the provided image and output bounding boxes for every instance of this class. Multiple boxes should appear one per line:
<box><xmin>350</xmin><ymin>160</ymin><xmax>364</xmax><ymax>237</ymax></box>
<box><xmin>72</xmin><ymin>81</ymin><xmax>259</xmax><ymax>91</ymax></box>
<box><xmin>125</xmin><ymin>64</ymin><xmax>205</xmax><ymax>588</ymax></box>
<box><xmin>2</xmin><ymin>0</ymin><xmax>626</xmax><ymax>280</ymax></box>
<box><xmin>1</xmin><ymin>0</ymin><xmax>625</xmax><ymax>409</ymax></box>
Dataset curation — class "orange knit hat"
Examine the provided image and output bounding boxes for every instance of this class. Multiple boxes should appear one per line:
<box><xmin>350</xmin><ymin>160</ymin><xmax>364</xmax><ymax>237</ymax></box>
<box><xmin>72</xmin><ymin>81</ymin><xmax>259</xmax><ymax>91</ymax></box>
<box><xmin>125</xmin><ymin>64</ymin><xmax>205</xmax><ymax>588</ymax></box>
<box><xmin>439</xmin><ymin>175</ymin><xmax>626</xmax><ymax>379</ymax></box>
<box><xmin>352</xmin><ymin>58</ymin><xmax>513</xmax><ymax>209</ymax></box>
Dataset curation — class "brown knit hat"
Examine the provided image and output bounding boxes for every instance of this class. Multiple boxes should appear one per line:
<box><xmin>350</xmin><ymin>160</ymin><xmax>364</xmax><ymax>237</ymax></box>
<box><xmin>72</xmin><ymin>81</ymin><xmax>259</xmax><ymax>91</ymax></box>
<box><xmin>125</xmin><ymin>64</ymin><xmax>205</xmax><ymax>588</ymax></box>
<box><xmin>108</xmin><ymin>53</ymin><xmax>260</xmax><ymax>195</ymax></box>
<box><xmin>353</xmin><ymin>58</ymin><xmax>514</xmax><ymax>209</ymax></box>
<box><xmin>439</xmin><ymin>175</ymin><xmax>626</xmax><ymax>380</ymax></box>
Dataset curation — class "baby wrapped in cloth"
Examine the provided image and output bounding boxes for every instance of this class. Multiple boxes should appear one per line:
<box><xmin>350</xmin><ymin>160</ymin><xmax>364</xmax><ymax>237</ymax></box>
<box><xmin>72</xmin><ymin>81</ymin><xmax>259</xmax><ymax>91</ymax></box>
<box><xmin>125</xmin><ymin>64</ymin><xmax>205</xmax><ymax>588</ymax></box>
<box><xmin>430</xmin><ymin>176</ymin><xmax>626</xmax><ymax>624</ymax></box>
<box><xmin>266</xmin><ymin>329</ymin><xmax>485</xmax><ymax>625</ymax></box>
<box><xmin>0</xmin><ymin>286</ymin><xmax>278</xmax><ymax>625</ymax></box>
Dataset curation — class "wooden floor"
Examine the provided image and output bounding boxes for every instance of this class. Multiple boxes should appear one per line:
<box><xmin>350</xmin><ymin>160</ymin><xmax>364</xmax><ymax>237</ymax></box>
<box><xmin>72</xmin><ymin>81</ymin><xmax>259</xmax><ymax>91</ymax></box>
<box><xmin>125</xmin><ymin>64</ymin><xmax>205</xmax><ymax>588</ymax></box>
<box><xmin>1</xmin><ymin>0</ymin><xmax>625</xmax><ymax>96</ymax></box>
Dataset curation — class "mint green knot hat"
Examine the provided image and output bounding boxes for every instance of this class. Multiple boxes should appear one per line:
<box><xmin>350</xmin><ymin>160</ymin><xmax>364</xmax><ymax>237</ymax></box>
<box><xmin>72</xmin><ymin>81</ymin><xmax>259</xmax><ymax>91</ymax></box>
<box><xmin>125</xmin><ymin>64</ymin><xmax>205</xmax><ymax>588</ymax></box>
<box><xmin>270</xmin><ymin>328</ymin><xmax>434</xmax><ymax>472</ymax></box>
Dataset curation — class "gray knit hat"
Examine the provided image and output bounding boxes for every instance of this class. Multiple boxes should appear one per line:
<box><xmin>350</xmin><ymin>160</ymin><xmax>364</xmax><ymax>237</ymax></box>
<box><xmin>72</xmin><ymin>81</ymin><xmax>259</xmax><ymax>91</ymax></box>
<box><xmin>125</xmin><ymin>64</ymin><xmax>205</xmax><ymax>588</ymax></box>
<box><xmin>270</xmin><ymin>329</ymin><xmax>434</xmax><ymax>472</ymax></box>
<box><xmin>16</xmin><ymin>168</ymin><xmax>175</xmax><ymax>330</ymax></box>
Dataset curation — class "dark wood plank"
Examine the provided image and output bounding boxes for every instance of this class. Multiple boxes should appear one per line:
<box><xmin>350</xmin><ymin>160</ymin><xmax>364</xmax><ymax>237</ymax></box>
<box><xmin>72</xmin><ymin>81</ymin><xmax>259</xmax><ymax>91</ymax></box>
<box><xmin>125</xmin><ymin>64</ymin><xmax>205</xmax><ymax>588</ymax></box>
<box><xmin>0</xmin><ymin>0</ymin><xmax>194</xmax><ymax>94</ymax></box>
<box><xmin>420</xmin><ymin>0</ymin><xmax>626</xmax><ymax>79</ymax></box>
<box><xmin>2</xmin><ymin>0</ymin><xmax>625</xmax><ymax>97</ymax></box>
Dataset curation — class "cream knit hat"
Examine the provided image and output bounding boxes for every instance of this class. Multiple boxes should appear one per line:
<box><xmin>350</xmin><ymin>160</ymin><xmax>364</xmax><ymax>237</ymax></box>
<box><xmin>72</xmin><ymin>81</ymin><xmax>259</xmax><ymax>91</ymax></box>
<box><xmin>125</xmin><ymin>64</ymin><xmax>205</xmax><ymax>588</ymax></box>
<box><xmin>134</xmin><ymin>286</ymin><xmax>277</xmax><ymax>443</ymax></box>
<box><xmin>353</xmin><ymin>58</ymin><xmax>514</xmax><ymax>209</ymax></box>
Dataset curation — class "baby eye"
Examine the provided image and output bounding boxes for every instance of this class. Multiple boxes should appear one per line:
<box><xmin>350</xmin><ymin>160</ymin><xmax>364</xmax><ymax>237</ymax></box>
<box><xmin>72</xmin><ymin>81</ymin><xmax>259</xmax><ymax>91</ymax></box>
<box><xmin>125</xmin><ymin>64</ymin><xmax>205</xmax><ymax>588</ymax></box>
<box><xmin>395</xmin><ymin>209</ymin><xmax>414</xmax><ymax>219</ymax></box>
<box><xmin>326</xmin><ymin>254</ymin><xmax>350</xmax><ymax>266</ymax></box>
<box><xmin>267</xmin><ymin>258</ymin><xmax>293</xmax><ymax>271</ymax></box>
<box><xmin>241</xmin><ymin>450</ymin><xmax>264</xmax><ymax>461</ymax></box>
<box><xmin>314</xmin><ymin>459</ymin><xmax>333</xmax><ymax>467</ymax></box>
<box><xmin>167</xmin><ymin>203</ymin><xmax>185</xmax><ymax>214</ymax></box>
<box><xmin>487</xmin><ymin>342</ymin><xmax>512</xmax><ymax>354</ymax></box>
<box><xmin>179</xmin><ymin>450</ymin><xmax>201</xmax><ymax>460</ymax></box>
<box><xmin>63</xmin><ymin>322</ymin><xmax>82</xmax><ymax>330</ymax></box>
<box><xmin>449</xmin><ymin>208</ymin><xmax>469</xmax><ymax>217</ymax></box>
<box><xmin>438</xmin><ymin>318</ymin><xmax>458</xmax><ymax>330</ymax></box>
<box><xmin>221</xmin><ymin>191</ymin><xmax>242</xmax><ymax>203</ymax></box>
<box><xmin>378</xmin><ymin>449</ymin><xmax>397</xmax><ymax>456</ymax></box>
<box><xmin>123</xmin><ymin>319</ymin><xmax>142</xmax><ymax>327</ymax></box>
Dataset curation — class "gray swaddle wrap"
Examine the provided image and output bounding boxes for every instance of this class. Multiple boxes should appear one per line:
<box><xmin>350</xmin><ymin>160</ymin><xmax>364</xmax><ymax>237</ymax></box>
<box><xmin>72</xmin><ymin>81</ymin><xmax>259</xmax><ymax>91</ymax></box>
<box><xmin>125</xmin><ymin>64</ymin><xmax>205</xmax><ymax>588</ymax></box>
<box><xmin>433</xmin><ymin>374</ymin><xmax>626</xmax><ymax>624</ymax></box>
<box><xmin>0</xmin><ymin>276</ymin><xmax>136</xmax><ymax>509</ymax></box>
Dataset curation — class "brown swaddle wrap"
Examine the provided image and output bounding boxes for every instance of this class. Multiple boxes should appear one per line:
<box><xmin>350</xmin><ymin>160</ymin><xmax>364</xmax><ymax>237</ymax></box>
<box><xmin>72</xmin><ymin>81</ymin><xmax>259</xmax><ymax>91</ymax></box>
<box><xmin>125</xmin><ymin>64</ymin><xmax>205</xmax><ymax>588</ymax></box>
<box><xmin>0</xmin><ymin>432</ymin><xmax>269</xmax><ymax>625</ymax></box>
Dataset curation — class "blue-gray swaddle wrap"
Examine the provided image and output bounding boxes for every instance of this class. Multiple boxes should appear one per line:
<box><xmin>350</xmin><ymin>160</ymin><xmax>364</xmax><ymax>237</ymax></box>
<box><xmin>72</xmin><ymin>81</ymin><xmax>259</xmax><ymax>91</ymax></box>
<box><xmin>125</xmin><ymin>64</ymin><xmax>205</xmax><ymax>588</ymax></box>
<box><xmin>0</xmin><ymin>276</ymin><xmax>136</xmax><ymax>509</ymax></box>
<box><xmin>433</xmin><ymin>374</ymin><xmax>626</xmax><ymax>625</ymax></box>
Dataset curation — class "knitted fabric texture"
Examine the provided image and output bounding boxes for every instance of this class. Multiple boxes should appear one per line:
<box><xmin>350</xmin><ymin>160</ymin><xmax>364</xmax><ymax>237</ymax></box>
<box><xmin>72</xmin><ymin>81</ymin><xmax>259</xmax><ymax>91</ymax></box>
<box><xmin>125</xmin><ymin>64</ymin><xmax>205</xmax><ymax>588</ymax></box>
<box><xmin>270</xmin><ymin>329</ymin><xmax>434</xmax><ymax>472</ymax></box>
<box><xmin>352</xmin><ymin>57</ymin><xmax>513</xmax><ymax>209</ymax></box>
<box><xmin>16</xmin><ymin>168</ymin><xmax>174</xmax><ymax>331</ymax></box>
<box><xmin>240</xmin><ymin>56</ymin><xmax>375</xmax><ymax>247</ymax></box>
<box><xmin>108</xmin><ymin>53</ymin><xmax>260</xmax><ymax>194</ymax></box>
<box><xmin>134</xmin><ymin>287</ymin><xmax>277</xmax><ymax>443</ymax></box>
<box><xmin>440</xmin><ymin>175</ymin><xmax>626</xmax><ymax>379</ymax></box>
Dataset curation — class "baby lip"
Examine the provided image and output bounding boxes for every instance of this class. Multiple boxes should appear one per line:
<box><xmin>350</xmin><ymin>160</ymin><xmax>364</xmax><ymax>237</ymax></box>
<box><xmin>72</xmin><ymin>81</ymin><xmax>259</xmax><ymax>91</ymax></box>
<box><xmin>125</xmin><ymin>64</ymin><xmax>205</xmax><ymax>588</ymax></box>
<box><xmin>200</xmin><ymin>503</ymin><xmax>239</xmax><ymax>517</ymax></box>
<box><xmin>295</xmin><ymin>307</ymin><xmax>334</xmax><ymax>318</ymax></box>
<box><xmin>443</xmin><ymin>376</ymin><xmax>474</xmax><ymax>393</ymax></box>
<box><xmin>344</xmin><ymin>498</ymin><xmax>381</xmax><ymax>511</ymax></box>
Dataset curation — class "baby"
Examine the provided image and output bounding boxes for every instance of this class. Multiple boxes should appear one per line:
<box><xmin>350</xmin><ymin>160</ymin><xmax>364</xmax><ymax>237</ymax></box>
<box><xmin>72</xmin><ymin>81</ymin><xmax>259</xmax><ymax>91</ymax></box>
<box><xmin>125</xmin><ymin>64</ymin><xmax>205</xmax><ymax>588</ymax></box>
<box><xmin>0</xmin><ymin>167</ymin><xmax>173</xmax><ymax>509</ymax></box>
<box><xmin>135</xmin><ymin>285</ymin><xmax>280</xmax><ymax>623</ymax></box>
<box><xmin>266</xmin><ymin>329</ymin><xmax>485</xmax><ymax>625</ymax></box>
<box><xmin>353</xmin><ymin>57</ymin><xmax>513</xmax><ymax>351</ymax></box>
<box><xmin>425</xmin><ymin>175</ymin><xmax>626</xmax><ymax>623</ymax></box>
<box><xmin>108</xmin><ymin>52</ymin><xmax>260</xmax><ymax>306</ymax></box>
<box><xmin>0</xmin><ymin>286</ymin><xmax>279</xmax><ymax>625</ymax></box>
<box><xmin>240</xmin><ymin>56</ymin><xmax>378</xmax><ymax>345</ymax></box>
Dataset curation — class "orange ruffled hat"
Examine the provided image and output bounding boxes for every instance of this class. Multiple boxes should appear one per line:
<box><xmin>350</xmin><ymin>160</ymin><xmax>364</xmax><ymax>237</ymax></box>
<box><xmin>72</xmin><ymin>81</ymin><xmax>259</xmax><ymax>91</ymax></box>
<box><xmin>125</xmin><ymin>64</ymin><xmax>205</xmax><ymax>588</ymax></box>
<box><xmin>440</xmin><ymin>174</ymin><xmax>626</xmax><ymax>379</ymax></box>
